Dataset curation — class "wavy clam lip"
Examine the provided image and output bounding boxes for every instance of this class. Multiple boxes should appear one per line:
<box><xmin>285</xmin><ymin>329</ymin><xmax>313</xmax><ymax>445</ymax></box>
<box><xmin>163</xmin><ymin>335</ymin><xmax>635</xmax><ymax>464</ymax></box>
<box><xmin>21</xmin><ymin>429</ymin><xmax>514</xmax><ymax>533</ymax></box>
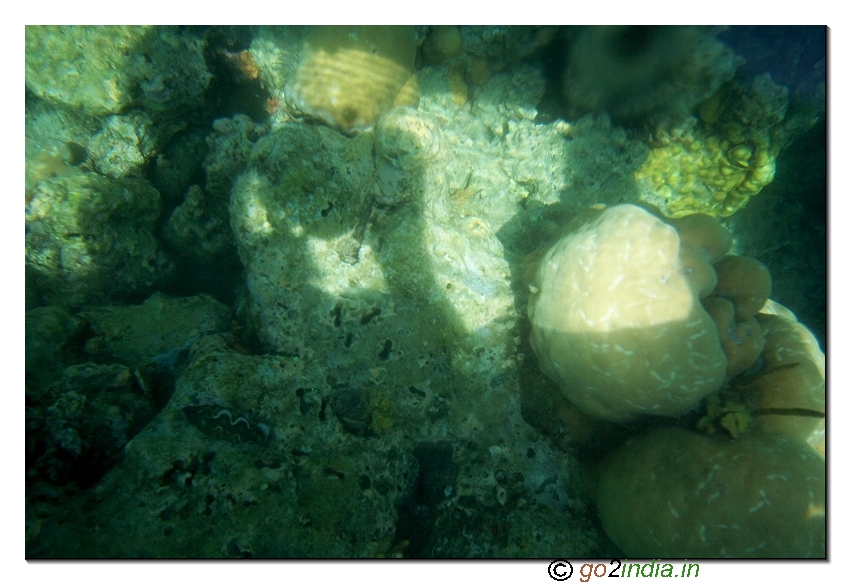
<box><xmin>284</xmin><ymin>26</ymin><xmax>418</xmax><ymax>136</ymax></box>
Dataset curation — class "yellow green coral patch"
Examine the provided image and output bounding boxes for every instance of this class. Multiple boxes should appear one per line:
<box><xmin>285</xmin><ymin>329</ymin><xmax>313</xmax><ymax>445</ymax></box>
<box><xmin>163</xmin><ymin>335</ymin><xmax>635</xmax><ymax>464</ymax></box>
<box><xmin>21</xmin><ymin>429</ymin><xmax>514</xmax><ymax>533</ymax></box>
<box><xmin>636</xmin><ymin>122</ymin><xmax>777</xmax><ymax>218</ymax></box>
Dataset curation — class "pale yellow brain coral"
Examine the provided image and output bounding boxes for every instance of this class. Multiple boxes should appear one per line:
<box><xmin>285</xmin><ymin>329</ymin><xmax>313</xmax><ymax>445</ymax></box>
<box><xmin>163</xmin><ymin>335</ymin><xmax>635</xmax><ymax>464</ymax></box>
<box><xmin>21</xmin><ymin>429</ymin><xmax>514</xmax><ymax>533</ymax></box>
<box><xmin>528</xmin><ymin>204</ymin><xmax>727</xmax><ymax>422</ymax></box>
<box><xmin>285</xmin><ymin>26</ymin><xmax>419</xmax><ymax>135</ymax></box>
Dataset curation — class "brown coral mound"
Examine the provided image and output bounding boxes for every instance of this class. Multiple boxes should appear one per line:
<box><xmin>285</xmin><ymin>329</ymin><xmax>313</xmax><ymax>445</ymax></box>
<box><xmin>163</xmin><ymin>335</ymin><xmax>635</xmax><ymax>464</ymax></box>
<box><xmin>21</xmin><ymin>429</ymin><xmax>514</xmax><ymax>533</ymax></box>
<box><xmin>670</xmin><ymin>212</ymin><xmax>733</xmax><ymax>263</ymax></box>
<box><xmin>711</xmin><ymin>255</ymin><xmax>772</xmax><ymax>316</ymax></box>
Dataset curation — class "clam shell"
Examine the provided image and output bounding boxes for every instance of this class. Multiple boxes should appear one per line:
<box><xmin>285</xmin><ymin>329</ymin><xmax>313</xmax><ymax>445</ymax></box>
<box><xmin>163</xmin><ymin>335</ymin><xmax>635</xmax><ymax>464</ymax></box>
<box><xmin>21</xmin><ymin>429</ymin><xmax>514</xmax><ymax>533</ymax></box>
<box><xmin>285</xmin><ymin>26</ymin><xmax>418</xmax><ymax>135</ymax></box>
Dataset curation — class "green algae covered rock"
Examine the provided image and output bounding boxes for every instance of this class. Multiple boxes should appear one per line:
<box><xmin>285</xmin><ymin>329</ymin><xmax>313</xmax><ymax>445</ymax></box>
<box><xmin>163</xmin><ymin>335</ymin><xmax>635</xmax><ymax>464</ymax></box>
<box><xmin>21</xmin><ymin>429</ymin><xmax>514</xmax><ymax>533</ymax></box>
<box><xmin>26</xmin><ymin>173</ymin><xmax>174</xmax><ymax>308</ymax></box>
<box><xmin>25</xmin><ymin>26</ymin><xmax>210</xmax><ymax>117</ymax></box>
<box><xmin>27</xmin><ymin>335</ymin><xmax>418</xmax><ymax>558</ymax></box>
<box><xmin>25</xmin><ymin>306</ymin><xmax>86</xmax><ymax>399</ymax></box>
<box><xmin>80</xmin><ymin>292</ymin><xmax>232</xmax><ymax>367</ymax></box>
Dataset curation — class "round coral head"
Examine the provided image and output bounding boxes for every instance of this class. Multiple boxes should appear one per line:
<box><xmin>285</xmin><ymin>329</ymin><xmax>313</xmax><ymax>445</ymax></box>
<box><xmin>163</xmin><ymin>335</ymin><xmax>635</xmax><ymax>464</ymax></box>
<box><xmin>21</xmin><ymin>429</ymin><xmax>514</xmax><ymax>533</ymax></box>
<box><xmin>670</xmin><ymin>213</ymin><xmax>733</xmax><ymax>264</ymax></box>
<box><xmin>711</xmin><ymin>255</ymin><xmax>772</xmax><ymax>317</ymax></box>
<box><xmin>528</xmin><ymin>204</ymin><xmax>727</xmax><ymax>422</ymax></box>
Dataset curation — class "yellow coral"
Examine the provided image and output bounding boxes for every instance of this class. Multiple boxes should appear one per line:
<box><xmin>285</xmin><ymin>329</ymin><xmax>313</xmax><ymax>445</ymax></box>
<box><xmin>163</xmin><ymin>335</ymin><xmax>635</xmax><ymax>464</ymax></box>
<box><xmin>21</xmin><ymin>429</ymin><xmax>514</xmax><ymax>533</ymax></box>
<box><xmin>636</xmin><ymin>121</ymin><xmax>777</xmax><ymax>218</ymax></box>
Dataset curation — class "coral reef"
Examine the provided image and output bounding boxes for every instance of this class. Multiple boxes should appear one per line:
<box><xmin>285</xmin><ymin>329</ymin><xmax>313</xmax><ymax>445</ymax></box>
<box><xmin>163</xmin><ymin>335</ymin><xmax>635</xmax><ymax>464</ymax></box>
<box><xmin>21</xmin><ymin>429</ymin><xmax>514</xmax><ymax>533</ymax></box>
<box><xmin>374</xmin><ymin>107</ymin><xmax>444</xmax><ymax>206</ymax></box>
<box><xmin>25</xmin><ymin>307</ymin><xmax>86</xmax><ymax>399</ymax></box>
<box><xmin>163</xmin><ymin>115</ymin><xmax>267</xmax><ymax>267</ymax></box>
<box><xmin>636</xmin><ymin>72</ymin><xmax>821</xmax><ymax>218</ymax></box>
<box><xmin>28</xmin><ymin>363</ymin><xmax>160</xmax><ymax>490</ymax></box>
<box><xmin>741</xmin><ymin>308</ymin><xmax>826</xmax><ymax>452</ymax></box>
<box><xmin>25</xmin><ymin>100</ymin><xmax>170</xmax><ymax>200</ymax></box>
<box><xmin>242</xmin><ymin>27</ymin><xmax>307</xmax><ymax>107</ymax></box>
<box><xmin>527</xmin><ymin>202</ymin><xmax>824</xmax><ymax>557</ymax></box>
<box><xmin>25</xmin><ymin>26</ymin><xmax>210</xmax><ymax>117</ymax></box>
<box><xmin>27</xmin><ymin>335</ymin><xmax>611</xmax><ymax>557</ymax></box>
<box><xmin>86</xmin><ymin>112</ymin><xmax>161</xmax><ymax>179</ymax></box>
<box><xmin>702</xmin><ymin>296</ymin><xmax>764</xmax><ymax>378</ymax></box>
<box><xmin>711</xmin><ymin>255</ymin><xmax>772</xmax><ymax>316</ymax></box>
<box><xmin>26</xmin><ymin>294</ymin><xmax>234</xmax><ymax>544</ymax></box>
<box><xmin>151</xmin><ymin>129</ymin><xmax>209</xmax><ymax>206</ymax></box>
<box><xmin>25</xmin><ymin>25</ymin><xmax>215</xmax><ymax>217</ymax></box>
<box><xmin>635</xmin><ymin>115</ymin><xmax>778</xmax><ymax>217</ymax></box>
<box><xmin>701</xmin><ymin>255</ymin><xmax>772</xmax><ymax>376</ymax></box>
<box><xmin>692</xmin><ymin>303</ymin><xmax>825</xmax><ymax>453</ymax></box>
<box><xmin>25</xmin><ymin>101</ymin><xmax>98</xmax><ymax>204</ymax></box>
<box><xmin>724</xmin><ymin>118</ymin><xmax>826</xmax><ymax>345</ymax></box>
<box><xmin>24</xmin><ymin>26</ymin><xmax>824</xmax><ymax>560</ymax></box>
<box><xmin>80</xmin><ymin>292</ymin><xmax>232</xmax><ymax>366</ymax></box>
<box><xmin>25</xmin><ymin>139</ymin><xmax>87</xmax><ymax>202</ymax></box>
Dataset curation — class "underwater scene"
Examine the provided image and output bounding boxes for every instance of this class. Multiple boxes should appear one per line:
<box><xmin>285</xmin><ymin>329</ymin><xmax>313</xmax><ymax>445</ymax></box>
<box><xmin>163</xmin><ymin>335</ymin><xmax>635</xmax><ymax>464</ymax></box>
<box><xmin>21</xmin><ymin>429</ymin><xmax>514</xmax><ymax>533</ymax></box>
<box><xmin>25</xmin><ymin>25</ymin><xmax>826</xmax><ymax>558</ymax></box>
